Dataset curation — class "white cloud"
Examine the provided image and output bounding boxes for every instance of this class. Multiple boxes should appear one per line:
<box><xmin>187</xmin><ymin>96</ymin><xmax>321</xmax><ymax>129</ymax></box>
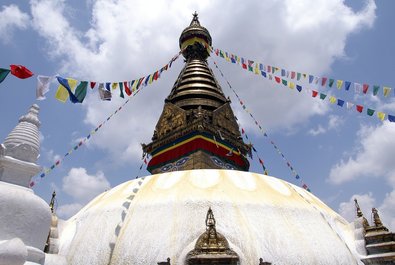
<box><xmin>328</xmin><ymin>121</ymin><xmax>395</xmax><ymax>185</ymax></box>
<box><xmin>29</xmin><ymin>0</ymin><xmax>377</xmax><ymax>162</ymax></box>
<box><xmin>0</xmin><ymin>4</ymin><xmax>30</xmax><ymax>43</ymax></box>
<box><xmin>339</xmin><ymin>192</ymin><xmax>395</xmax><ymax>231</ymax></box>
<box><xmin>62</xmin><ymin>167</ymin><xmax>110</xmax><ymax>203</ymax></box>
<box><xmin>308</xmin><ymin>115</ymin><xmax>344</xmax><ymax>136</ymax></box>
<box><xmin>57</xmin><ymin>203</ymin><xmax>83</xmax><ymax>219</ymax></box>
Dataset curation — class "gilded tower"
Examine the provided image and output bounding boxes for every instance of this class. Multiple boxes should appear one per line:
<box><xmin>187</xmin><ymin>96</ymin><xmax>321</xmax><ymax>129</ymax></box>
<box><xmin>143</xmin><ymin>13</ymin><xmax>250</xmax><ymax>174</ymax></box>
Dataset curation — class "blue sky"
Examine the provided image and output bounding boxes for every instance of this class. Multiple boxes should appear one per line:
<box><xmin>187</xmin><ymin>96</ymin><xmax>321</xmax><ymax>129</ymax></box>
<box><xmin>0</xmin><ymin>0</ymin><xmax>394</xmax><ymax>229</ymax></box>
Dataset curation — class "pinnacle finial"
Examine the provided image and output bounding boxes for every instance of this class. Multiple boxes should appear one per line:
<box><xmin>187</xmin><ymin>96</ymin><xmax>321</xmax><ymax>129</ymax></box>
<box><xmin>206</xmin><ymin>207</ymin><xmax>216</xmax><ymax>229</ymax></box>
<box><xmin>190</xmin><ymin>11</ymin><xmax>200</xmax><ymax>26</ymax></box>
<box><xmin>372</xmin><ymin>208</ymin><xmax>385</xmax><ymax>228</ymax></box>
<box><xmin>49</xmin><ymin>190</ymin><xmax>56</xmax><ymax>213</ymax></box>
<box><xmin>354</xmin><ymin>198</ymin><xmax>363</xmax><ymax>218</ymax></box>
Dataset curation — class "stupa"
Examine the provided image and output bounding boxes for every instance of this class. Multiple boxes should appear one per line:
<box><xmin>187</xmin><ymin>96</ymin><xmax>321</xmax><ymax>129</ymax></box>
<box><xmin>1</xmin><ymin>13</ymin><xmax>394</xmax><ymax>265</ymax></box>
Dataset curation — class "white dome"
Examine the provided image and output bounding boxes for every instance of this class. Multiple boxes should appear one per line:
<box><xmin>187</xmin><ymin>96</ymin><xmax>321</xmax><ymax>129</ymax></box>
<box><xmin>58</xmin><ymin>170</ymin><xmax>361</xmax><ymax>265</ymax></box>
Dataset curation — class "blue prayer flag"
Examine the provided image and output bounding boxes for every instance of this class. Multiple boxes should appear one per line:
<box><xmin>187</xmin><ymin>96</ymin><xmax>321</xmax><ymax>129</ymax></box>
<box><xmin>345</xmin><ymin>81</ymin><xmax>351</xmax><ymax>91</ymax></box>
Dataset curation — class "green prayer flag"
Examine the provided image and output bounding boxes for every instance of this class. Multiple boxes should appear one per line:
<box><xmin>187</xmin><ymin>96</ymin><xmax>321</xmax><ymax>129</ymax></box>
<box><xmin>75</xmin><ymin>81</ymin><xmax>88</xmax><ymax>103</ymax></box>
<box><xmin>319</xmin><ymin>93</ymin><xmax>327</xmax><ymax>100</ymax></box>
<box><xmin>367</xmin><ymin>108</ymin><xmax>375</xmax><ymax>116</ymax></box>
<box><xmin>328</xmin><ymin>79</ymin><xmax>334</xmax><ymax>87</ymax></box>
<box><xmin>297</xmin><ymin>72</ymin><xmax>301</xmax><ymax>80</ymax></box>
<box><xmin>282</xmin><ymin>79</ymin><xmax>287</xmax><ymax>86</ymax></box>
<box><xmin>119</xmin><ymin>82</ymin><xmax>124</xmax><ymax>98</ymax></box>
<box><xmin>0</xmin><ymin>68</ymin><xmax>10</xmax><ymax>83</ymax></box>
<box><xmin>373</xmin><ymin>85</ymin><xmax>380</xmax><ymax>96</ymax></box>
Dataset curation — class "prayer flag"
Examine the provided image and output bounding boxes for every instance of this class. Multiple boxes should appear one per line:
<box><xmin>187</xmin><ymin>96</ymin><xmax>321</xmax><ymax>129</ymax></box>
<box><xmin>281</xmin><ymin>69</ymin><xmax>286</xmax><ymax>76</ymax></box>
<box><xmin>321</xmin><ymin>77</ymin><xmax>327</xmax><ymax>86</ymax></box>
<box><xmin>259</xmin><ymin>158</ymin><xmax>264</xmax><ymax>165</ymax></box>
<box><xmin>356</xmin><ymin>105</ymin><xmax>363</xmax><ymax>113</ymax></box>
<box><xmin>248</xmin><ymin>60</ymin><xmax>254</xmax><ymax>71</ymax></box>
<box><xmin>144</xmin><ymin>75</ymin><xmax>150</xmax><ymax>86</ymax></box>
<box><xmin>98</xmin><ymin>84</ymin><xmax>111</xmax><ymax>101</ymax></box>
<box><xmin>241</xmin><ymin>128</ymin><xmax>245</xmax><ymax>134</ymax></box>
<box><xmin>373</xmin><ymin>85</ymin><xmax>380</xmax><ymax>95</ymax></box>
<box><xmin>336</xmin><ymin>80</ymin><xmax>343</xmax><ymax>89</ymax></box>
<box><xmin>36</xmin><ymin>75</ymin><xmax>53</xmax><ymax>100</ymax></box>
<box><xmin>10</xmin><ymin>64</ymin><xmax>33</xmax><ymax>79</ymax></box>
<box><xmin>296</xmin><ymin>85</ymin><xmax>302</xmax><ymax>92</ymax></box>
<box><xmin>388</xmin><ymin>114</ymin><xmax>395</xmax><ymax>122</ymax></box>
<box><xmin>354</xmin><ymin>83</ymin><xmax>362</xmax><ymax>93</ymax></box>
<box><xmin>363</xmin><ymin>84</ymin><xmax>369</xmax><ymax>94</ymax></box>
<box><xmin>297</xmin><ymin>72</ymin><xmax>301</xmax><ymax>80</ymax></box>
<box><xmin>0</xmin><ymin>68</ymin><xmax>10</xmax><ymax>83</ymax></box>
<box><xmin>282</xmin><ymin>79</ymin><xmax>287</xmax><ymax>86</ymax></box>
<box><xmin>309</xmin><ymin>75</ymin><xmax>314</xmax><ymax>83</ymax></box>
<box><xmin>111</xmin><ymin>83</ymin><xmax>118</xmax><ymax>90</ymax></box>
<box><xmin>105</xmin><ymin>82</ymin><xmax>111</xmax><ymax>91</ymax></box>
<box><xmin>261</xmin><ymin>71</ymin><xmax>267</xmax><ymax>78</ymax></box>
<box><xmin>119</xmin><ymin>82</ymin><xmax>124</xmax><ymax>98</ymax></box>
<box><xmin>75</xmin><ymin>81</ymin><xmax>88</xmax><ymax>103</ymax></box>
<box><xmin>367</xmin><ymin>108</ymin><xmax>375</xmax><ymax>116</ymax></box>
<box><xmin>302</xmin><ymin>184</ymin><xmax>308</xmax><ymax>189</ymax></box>
<box><xmin>329</xmin><ymin>96</ymin><xmax>336</xmax><ymax>104</ymax></box>
<box><xmin>124</xmin><ymin>81</ymin><xmax>131</xmax><ymax>96</ymax></box>
<box><xmin>55</xmin><ymin>77</ymin><xmax>77</xmax><ymax>103</ymax></box>
<box><xmin>312</xmin><ymin>90</ymin><xmax>318</xmax><ymax>97</ymax></box>
<box><xmin>275</xmin><ymin>76</ymin><xmax>281</xmax><ymax>83</ymax></box>
<box><xmin>345</xmin><ymin>81</ymin><xmax>351</xmax><ymax>91</ymax></box>
<box><xmin>291</xmin><ymin>71</ymin><xmax>295</xmax><ymax>79</ymax></box>
<box><xmin>346</xmin><ymin>102</ymin><xmax>354</xmax><ymax>109</ymax></box>
<box><xmin>319</xmin><ymin>93</ymin><xmax>327</xmax><ymax>100</ymax></box>
<box><xmin>377</xmin><ymin>112</ymin><xmax>385</xmax><ymax>121</ymax></box>
<box><xmin>267</xmin><ymin>65</ymin><xmax>271</xmax><ymax>72</ymax></box>
<box><xmin>337</xmin><ymin>99</ymin><xmax>345</xmax><ymax>107</ymax></box>
<box><xmin>289</xmin><ymin>82</ymin><xmax>295</xmax><ymax>89</ymax></box>
<box><xmin>90</xmin><ymin>82</ymin><xmax>96</xmax><ymax>89</ymax></box>
<box><xmin>383</xmin><ymin>87</ymin><xmax>391</xmax><ymax>97</ymax></box>
<box><xmin>296</xmin><ymin>175</ymin><xmax>300</xmax><ymax>179</ymax></box>
<box><xmin>328</xmin><ymin>79</ymin><xmax>334</xmax><ymax>87</ymax></box>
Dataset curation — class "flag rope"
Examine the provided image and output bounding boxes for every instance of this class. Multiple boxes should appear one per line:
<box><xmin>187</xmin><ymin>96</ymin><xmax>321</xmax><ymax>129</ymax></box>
<box><xmin>29</xmin><ymin>54</ymin><xmax>180</xmax><ymax>187</ymax></box>
<box><xmin>211</xmin><ymin>59</ymin><xmax>311</xmax><ymax>192</ymax></box>
<box><xmin>213</xmin><ymin>48</ymin><xmax>395</xmax><ymax>123</ymax></box>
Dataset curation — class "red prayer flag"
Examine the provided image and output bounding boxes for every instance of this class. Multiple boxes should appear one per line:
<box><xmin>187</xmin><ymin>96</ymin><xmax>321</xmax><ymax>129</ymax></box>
<box><xmin>321</xmin><ymin>77</ymin><xmax>327</xmax><ymax>86</ymax></box>
<box><xmin>10</xmin><ymin>64</ymin><xmax>33</xmax><ymax>79</ymax></box>
<box><xmin>259</xmin><ymin>158</ymin><xmax>264</xmax><ymax>164</ymax></box>
<box><xmin>363</xmin><ymin>84</ymin><xmax>369</xmax><ymax>94</ymax></box>
<box><xmin>124</xmin><ymin>81</ymin><xmax>131</xmax><ymax>96</ymax></box>
<box><xmin>356</xmin><ymin>105</ymin><xmax>363</xmax><ymax>113</ymax></box>
<box><xmin>275</xmin><ymin>76</ymin><xmax>281</xmax><ymax>83</ymax></box>
<box><xmin>312</xmin><ymin>90</ymin><xmax>318</xmax><ymax>97</ymax></box>
<box><xmin>241</xmin><ymin>128</ymin><xmax>245</xmax><ymax>134</ymax></box>
<box><xmin>90</xmin><ymin>82</ymin><xmax>96</xmax><ymax>89</ymax></box>
<box><xmin>291</xmin><ymin>71</ymin><xmax>295</xmax><ymax>79</ymax></box>
<box><xmin>302</xmin><ymin>184</ymin><xmax>308</xmax><ymax>189</ymax></box>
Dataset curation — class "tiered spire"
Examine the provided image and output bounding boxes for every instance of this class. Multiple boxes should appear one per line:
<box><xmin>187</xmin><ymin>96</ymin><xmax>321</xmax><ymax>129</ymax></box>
<box><xmin>143</xmin><ymin>13</ymin><xmax>250</xmax><ymax>174</ymax></box>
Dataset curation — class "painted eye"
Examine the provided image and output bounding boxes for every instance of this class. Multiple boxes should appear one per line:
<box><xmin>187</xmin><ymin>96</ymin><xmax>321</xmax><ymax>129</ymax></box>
<box><xmin>161</xmin><ymin>164</ymin><xmax>173</xmax><ymax>172</ymax></box>
<box><xmin>175</xmin><ymin>157</ymin><xmax>189</xmax><ymax>166</ymax></box>
<box><xmin>225</xmin><ymin>163</ymin><xmax>234</xmax><ymax>170</ymax></box>
<box><xmin>210</xmin><ymin>156</ymin><xmax>224</xmax><ymax>167</ymax></box>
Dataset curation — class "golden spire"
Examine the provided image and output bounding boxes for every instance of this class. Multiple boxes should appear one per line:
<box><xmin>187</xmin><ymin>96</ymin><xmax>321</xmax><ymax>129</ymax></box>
<box><xmin>372</xmin><ymin>208</ymin><xmax>388</xmax><ymax>231</ymax></box>
<box><xmin>354</xmin><ymin>198</ymin><xmax>370</xmax><ymax>229</ymax></box>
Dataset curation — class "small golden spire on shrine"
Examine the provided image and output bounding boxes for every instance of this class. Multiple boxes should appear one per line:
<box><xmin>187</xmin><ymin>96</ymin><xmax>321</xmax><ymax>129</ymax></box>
<box><xmin>354</xmin><ymin>198</ymin><xmax>363</xmax><ymax>218</ymax></box>
<box><xmin>372</xmin><ymin>208</ymin><xmax>388</xmax><ymax>231</ymax></box>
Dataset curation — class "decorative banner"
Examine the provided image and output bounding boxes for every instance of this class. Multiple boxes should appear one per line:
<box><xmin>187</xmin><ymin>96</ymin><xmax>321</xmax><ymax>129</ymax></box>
<box><xmin>214</xmin><ymin>48</ymin><xmax>395</xmax><ymax>123</ymax></box>
<box><xmin>1</xmin><ymin>52</ymin><xmax>181</xmax><ymax>104</ymax></box>
<box><xmin>213</xmin><ymin>47</ymin><xmax>393</xmax><ymax>98</ymax></box>
<box><xmin>211</xmin><ymin>60</ymin><xmax>311</xmax><ymax>192</ymax></box>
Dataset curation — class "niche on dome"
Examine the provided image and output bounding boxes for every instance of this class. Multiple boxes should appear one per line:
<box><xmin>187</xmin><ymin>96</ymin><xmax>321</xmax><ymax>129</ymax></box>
<box><xmin>185</xmin><ymin>207</ymin><xmax>240</xmax><ymax>265</ymax></box>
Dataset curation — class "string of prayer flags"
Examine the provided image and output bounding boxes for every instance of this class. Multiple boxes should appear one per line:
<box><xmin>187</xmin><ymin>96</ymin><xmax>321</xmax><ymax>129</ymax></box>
<box><xmin>212</xmin><ymin>59</ymin><xmax>310</xmax><ymax>192</ymax></box>
<box><xmin>29</xmin><ymin>97</ymin><xmax>132</xmax><ymax>188</ymax></box>
<box><xmin>213</xmin><ymin>47</ymin><xmax>393</xmax><ymax>98</ymax></box>
<box><xmin>241</xmin><ymin>128</ymin><xmax>268</xmax><ymax>174</ymax></box>
<box><xmin>213</xmin><ymin>47</ymin><xmax>395</xmax><ymax>123</ymax></box>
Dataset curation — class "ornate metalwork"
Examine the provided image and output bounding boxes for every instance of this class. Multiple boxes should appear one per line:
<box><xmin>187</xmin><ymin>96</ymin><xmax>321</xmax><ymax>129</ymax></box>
<box><xmin>186</xmin><ymin>208</ymin><xmax>239</xmax><ymax>265</ymax></box>
<box><xmin>354</xmin><ymin>198</ymin><xmax>370</xmax><ymax>230</ymax></box>
<box><xmin>372</xmin><ymin>208</ymin><xmax>388</xmax><ymax>231</ymax></box>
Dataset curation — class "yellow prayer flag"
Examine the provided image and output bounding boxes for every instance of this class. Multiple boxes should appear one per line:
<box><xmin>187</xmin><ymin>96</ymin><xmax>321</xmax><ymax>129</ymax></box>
<box><xmin>289</xmin><ymin>82</ymin><xmax>295</xmax><ymax>89</ymax></box>
<box><xmin>55</xmin><ymin>78</ymin><xmax>77</xmax><ymax>103</ymax></box>
<box><xmin>336</xmin><ymin>80</ymin><xmax>343</xmax><ymax>89</ymax></box>
<box><xmin>383</xmin><ymin>86</ymin><xmax>391</xmax><ymax>97</ymax></box>
<box><xmin>112</xmin><ymin>83</ymin><xmax>118</xmax><ymax>90</ymax></box>
<box><xmin>149</xmin><ymin>74</ymin><xmax>154</xmax><ymax>84</ymax></box>
<box><xmin>377</xmin><ymin>111</ymin><xmax>386</xmax><ymax>121</ymax></box>
<box><xmin>254</xmin><ymin>67</ymin><xmax>259</xmax><ymax>75</ymax></box>
<box><xmin>329</xmin><ymin>96</ymin><xmax>336</xmax><ymax>104</ymax></box>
